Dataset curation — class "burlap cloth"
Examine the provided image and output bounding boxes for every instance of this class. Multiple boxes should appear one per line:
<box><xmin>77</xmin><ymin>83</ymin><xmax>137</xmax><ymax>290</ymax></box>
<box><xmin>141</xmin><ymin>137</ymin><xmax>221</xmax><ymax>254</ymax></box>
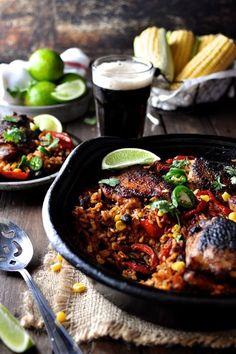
<box><xmin>21</xmin><ymin>248</ymin><xmax>236</xmax><ymax>349</ymax></box>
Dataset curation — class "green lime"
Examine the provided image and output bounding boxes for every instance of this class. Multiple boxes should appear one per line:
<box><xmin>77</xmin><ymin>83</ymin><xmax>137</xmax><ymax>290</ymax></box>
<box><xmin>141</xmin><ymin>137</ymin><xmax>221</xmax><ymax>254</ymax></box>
<box><xmin>101</xmin><ymin>148</ymin><xmax>160</xmax><ymax>170</ymax></box>
<box><xmin>59</xmin><ymin>73</ymin><xmax>86</xmax><ymax>84</ymax></box>
<box><xmin>51</xmin><ymin>79</ymin><xmax>86</xmax><ymax>102</ymax></box>
<box><xmin>0</xmin><ymin>303</ymin><xmax>34</xmax><ymax>353</ymax></box>
<box><xmin>33</xmin><ymin>114</ymin><xmax>62</xmax><ymax>132</ymax></box>
<box><xmin>24</xmin><ymin>81</ymin><xmax>58</xmax><ymax>106</ymax></box>
<box><xmin>28</xmin><ymin>48</ymin><xmax>64</xmax><ymax>82</ymax></box>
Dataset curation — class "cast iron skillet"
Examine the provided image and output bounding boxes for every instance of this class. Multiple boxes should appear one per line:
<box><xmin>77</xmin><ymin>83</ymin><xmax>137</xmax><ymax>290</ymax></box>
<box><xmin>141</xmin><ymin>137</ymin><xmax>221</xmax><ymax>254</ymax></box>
<box><xmin>42</xmin><ymin>134</ymin><xmax>236</xmax><ymax>331</ymax></box>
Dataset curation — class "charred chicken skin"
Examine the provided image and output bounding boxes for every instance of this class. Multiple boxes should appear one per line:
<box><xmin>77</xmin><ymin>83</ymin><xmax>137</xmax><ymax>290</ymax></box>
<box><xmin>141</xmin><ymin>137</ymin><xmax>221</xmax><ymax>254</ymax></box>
<box><xmin>100</xmin><ymin>165</ymin><xmax>171</xmax><ymax>202</ymax></box>
<box><xmin>186</xmin><ymin>217</ymin><xmax>236</xmax><ymax>278</ymax></box>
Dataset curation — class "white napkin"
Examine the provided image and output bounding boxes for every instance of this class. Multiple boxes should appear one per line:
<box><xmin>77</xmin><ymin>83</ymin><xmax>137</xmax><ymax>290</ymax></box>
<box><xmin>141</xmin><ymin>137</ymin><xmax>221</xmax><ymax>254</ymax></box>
<box><xmin>150</xmin><ymin>68</ymin><xmax>236</xmax><ymax>111</ymax></box>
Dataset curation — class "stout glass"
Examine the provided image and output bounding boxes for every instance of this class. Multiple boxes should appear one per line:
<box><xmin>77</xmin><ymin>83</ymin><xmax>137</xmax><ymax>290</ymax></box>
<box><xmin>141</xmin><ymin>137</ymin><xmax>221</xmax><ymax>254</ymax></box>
<box><xmin>92</xmin><ymin>55</ymin><xmax>154</xmax><ymax>138</ymax></box>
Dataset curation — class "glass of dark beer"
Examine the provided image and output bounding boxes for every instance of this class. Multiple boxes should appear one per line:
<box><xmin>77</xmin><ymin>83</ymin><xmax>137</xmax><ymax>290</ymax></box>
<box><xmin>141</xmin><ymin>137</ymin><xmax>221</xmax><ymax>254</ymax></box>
<box><xmin>92</xmin><ymin>55</ymin><xmax>154</xmax><ymax>138</ymax></box>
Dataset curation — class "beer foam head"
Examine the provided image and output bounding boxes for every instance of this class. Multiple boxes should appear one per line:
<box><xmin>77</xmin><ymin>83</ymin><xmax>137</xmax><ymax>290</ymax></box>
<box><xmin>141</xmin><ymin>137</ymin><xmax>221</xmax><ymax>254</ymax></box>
<box><xmin>92</xmin><ymin>60</ymin><xmax>153</xmax><ymax>90</ymax></box>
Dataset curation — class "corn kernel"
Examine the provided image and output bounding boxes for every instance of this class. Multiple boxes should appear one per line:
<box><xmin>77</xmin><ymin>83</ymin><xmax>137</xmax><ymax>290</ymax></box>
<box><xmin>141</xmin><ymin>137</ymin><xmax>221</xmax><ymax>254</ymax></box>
<box><xmin>171</xmin><ymin>261</ymin><xmax>185</xmax><ymax>272</ymax></box>
<box><xmin>56</xmin><ymin>311</ymin><xmax>66</xmax><ymax>323</ymax></box>
<box><xmin>115</xmin><ymin>220</ymin><xmax>126</xmax><ymax>231</ymax></box>
<box><xmin>200</xmin><ymin>195</ymin><xmax>210</xmax><ymax>202</ymax></box>
<box><xmin>56</xmin><ymin>253</ymin><xmax>63</xmax><ymax>262</ymax></box>
<box><xmin>158</xmin><ymin>283</ymin><xmax>169</xmax><ymax>291</ymax></box>
<box><xmin>222</xmin><ymin>191</ymin><xmax>231</xmax><ymax>202</ymax></box>
<box><xmin>157</xmin><ymin>211</ymin><xmax>165</xmax><ymax>217</ymax></box>
<box><xmin>72</xmin><ymin>282</ymin><xmax>87</xmax><ymax>293</ymax></box>
<box><xmin>50</xmin><ymin>262</ymin><xmax>62</xmax><ymax>272</ymax></box>
<box><xmin>172</xmin><ymin>224</ymin><xmax>181</xmax><ymax>233</ymax></box>
<box><xmin>228</xmin><ymin>212</ymin><xmax>236</xmax><ymax>222</ymax></box>
<box><xmin>114</xmin><ymin>214</ymin><xmax>121</xmax><ymax>222</ymax></box>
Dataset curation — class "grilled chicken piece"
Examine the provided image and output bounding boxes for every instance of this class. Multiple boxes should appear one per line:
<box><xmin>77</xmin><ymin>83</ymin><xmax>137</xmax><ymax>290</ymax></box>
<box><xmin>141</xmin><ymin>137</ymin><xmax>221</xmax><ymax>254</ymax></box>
<box><xmin>188</xmin><ymin>157</ymin><xmax>236</xmax><ymax>191</ymax></box>
<box><xmin>100</xmin><ymin>166</ymin><xmax>171</xmax><ymax>202</ymax></box>
<box><xmin>188</xmin><ymin>157</ymin><xmax>219</xmax><ymax>189</ymax></box>
<box><xmin>0</xmin><ymin>143</ymin><xmax>17</xmax><ymax>160</ymax></box>
<box><xmin>185</xmin><ymin>217</ymin><xmax>236</xmax><ymax>279</ymax></box>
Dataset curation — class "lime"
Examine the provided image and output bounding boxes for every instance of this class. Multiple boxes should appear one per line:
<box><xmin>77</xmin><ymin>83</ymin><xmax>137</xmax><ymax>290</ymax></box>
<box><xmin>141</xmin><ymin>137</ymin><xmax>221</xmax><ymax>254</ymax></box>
<box><xmin>59</xmin><ymin>73</ymin><xmax>86</xmax><ymax>84</ymax></box>
<box><xmin>51</xmin><ymin>79</ymin><xmax>86</xmax><ymax>102</ymax></box>
<box><xmin>24</xmin><ymin>81</ymin><xmax>58</xmax><ymax>106</ymax></box>
<box><xmin>33</xmin><ymin>114</ymin><xmax>62</xmax><ymax>132</ymax></box>
<box><xmin>0</xmin><ymin>303</ymin><xmax>34</xmax><ymax>353</ymax></box>
<box><xmin>28</xmin><ymin>48</ymin><xmax>64</xmax><ymax>82</ymax></box>
<box><xmin>101</xmin><ymin>148</ymin><xmax>160</xmax><ymax>170</ymax></box>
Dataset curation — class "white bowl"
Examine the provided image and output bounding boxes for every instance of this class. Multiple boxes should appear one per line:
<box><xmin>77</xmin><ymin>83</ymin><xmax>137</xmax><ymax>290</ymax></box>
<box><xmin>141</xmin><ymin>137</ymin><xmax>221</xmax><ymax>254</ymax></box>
<box><xmin>0</xmin><ymin>87</ymin><xmax>92</xmax><ymax>123</ymax></box>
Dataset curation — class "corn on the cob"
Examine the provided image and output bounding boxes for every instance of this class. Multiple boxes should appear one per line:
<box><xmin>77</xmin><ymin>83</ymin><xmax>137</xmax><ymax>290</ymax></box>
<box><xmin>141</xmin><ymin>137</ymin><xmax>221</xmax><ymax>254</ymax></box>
<box><xmin>168</xmin><ymin>30</ymin><xmax>195</xmax><ymax>77</ymax></box>
<box><xmin>173</xmin><ymin>34</ymin><xmax>236</xmax><ymax>88</ymax></box>
<box><xmin>197</xmin><ymin>34</ymin><xmax>217</xmax><ymax>53</ymax></box>
<box><xmin>134</xmin><ymin>26</ymin><xmax>174</xmax><ymax>81</ymax></box>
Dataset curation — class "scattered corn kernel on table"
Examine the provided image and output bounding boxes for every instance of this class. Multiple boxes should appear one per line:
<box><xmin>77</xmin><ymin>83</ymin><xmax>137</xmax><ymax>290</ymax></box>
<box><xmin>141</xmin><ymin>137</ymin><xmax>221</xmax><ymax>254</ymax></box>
<box><xmin>0</xmin><ymin>98</ymin><xmax>236</xmax><ymax>354</ymax></box>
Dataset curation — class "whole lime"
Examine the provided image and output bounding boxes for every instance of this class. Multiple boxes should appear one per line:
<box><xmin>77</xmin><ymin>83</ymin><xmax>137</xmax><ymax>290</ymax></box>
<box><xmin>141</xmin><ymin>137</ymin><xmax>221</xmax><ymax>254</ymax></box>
<box><xmin>59</xmin><ymin>73</ymin><xmax>85</xmax><ymax>84</ymax></box>
<box><xmin>24</xmin><ymin>81</ymin><xmax>58</xmax><ymax>106</ymax></box>
<box><xmin>28</xmin><ymin>48</ymin><xmax>64</xmax><ymax>82</ymax></box>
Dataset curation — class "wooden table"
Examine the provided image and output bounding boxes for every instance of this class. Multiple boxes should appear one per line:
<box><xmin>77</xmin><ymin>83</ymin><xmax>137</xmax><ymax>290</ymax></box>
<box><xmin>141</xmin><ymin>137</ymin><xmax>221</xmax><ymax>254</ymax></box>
<box><xmin>0</xmin><ymin>98</ymin><xmax>236</xmax><ymax>354</ymax></box>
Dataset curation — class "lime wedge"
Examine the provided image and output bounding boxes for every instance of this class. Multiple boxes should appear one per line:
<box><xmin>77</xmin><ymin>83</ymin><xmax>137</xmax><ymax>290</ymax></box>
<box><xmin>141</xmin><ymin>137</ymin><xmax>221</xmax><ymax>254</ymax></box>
<box><xmin>101</xmin><ymin>148</ymin><xmax>160</xmax><ymax>170</ymax></box>
<box><xmin>33</xmin><ymin>114</ymin><xmax>63</xmax><ymax>132</ymax></box>
<box><xmin>0</xmin><ymin>303</ymin><xmax>34</xmax><ymax>353</ymax></box>
<box><xmin>51</xmin><ymin>79</ymin><xmax>86</xmax><ymax>102</ymax></box>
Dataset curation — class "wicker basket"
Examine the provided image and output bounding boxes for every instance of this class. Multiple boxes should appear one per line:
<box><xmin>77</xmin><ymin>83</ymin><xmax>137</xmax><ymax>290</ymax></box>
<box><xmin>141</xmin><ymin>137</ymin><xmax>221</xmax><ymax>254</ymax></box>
<box><xmin>150</xmin><ymin>67</ymin><xmax>236</xmax><ymax>111</ymax></box>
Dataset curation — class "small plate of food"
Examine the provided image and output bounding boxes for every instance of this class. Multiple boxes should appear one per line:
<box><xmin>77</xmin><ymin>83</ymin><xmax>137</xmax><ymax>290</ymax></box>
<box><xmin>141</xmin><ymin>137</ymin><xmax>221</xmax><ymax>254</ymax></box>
<box><xmin>0</xmin><ymin>113</ymin><xmax>79</xmax><ymax>190</ymax></box>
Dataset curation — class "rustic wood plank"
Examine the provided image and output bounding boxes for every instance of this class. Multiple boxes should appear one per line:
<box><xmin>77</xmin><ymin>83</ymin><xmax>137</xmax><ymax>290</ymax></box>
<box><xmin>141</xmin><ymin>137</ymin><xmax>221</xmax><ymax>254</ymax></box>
<box><xmin>1</xmin><ymin>0</ymin><xmax>236</xmax><ymax>62</ymax></box>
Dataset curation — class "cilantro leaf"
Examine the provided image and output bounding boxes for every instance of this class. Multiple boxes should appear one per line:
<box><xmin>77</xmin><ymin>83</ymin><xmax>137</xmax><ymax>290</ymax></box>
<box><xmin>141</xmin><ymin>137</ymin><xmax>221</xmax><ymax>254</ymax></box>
<box><xmin>231</xmin><ymin>176</ymin><xmax>236</xmax><ymax>185</ymax></box>
<box><xmin>98</xmin><ymin>178</ymin><xmax>120</xmax><ymax>187</ymax></box>
<box><xmin>224</xmin><ymin>165</ymin><xmax>236</xmax><ymax>176</ymax></box>
<box><xmin>171</xmin><ymin>159</ymin><xmax>190</xmax><ymax>168</ymax></box>
<box><xmin>212</xmin><ymin>176</ymin><xmax>226</xmax><ymax>191</ymax></box>
<box><xmin>3</xmin><ymin>128</ymin><xmax>26</xmax><ymax>144</ymax></box>
<box><xmin>150</xmin><ymin>199</ymin><xmax>177</xmax><ymax>214</ymax></box>
<box><xmin>3</xmin><ymin>115</ymin><xmax>20</xmax><ymax>123</ymax></box>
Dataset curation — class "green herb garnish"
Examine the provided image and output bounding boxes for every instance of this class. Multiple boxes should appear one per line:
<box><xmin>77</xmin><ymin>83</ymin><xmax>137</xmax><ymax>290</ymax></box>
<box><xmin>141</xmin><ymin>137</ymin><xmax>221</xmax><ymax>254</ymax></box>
<box><xmin>18</xmin><ymin>155</ymin><xmax>28</xmax><ymax>169</ymax></box>
<box><xmin>98</xmin><ymin>178</ymin><xmax>120</xmax><ymax>187</ymax></box>
<box><xmin>224</xmin><ymin>165</ymin><xmax>236</xmax><ymax>185</ymax></box>
<box><xmin>150</xmin><ymin>200</ymin><xmax>177</xmax><ymax>214</ymax></box>
<box><xmin>171</xmin><ymin>159</ymin><xmax>190</xmax><ymax>168</ymax></box>
<box><xmin>3</xmin><ymin>115</ymin><xmax>20</xmax><ymax>123</ymax></box>
<box><xmin>3</xmin><ymin>128</ymin><xmax>26</xmax><ymax>144</ymax></box>
<box><xmin>47</xmin><ymin>138</ymin><xmax>59</xmax><ymax>150</ymax></box>
<box><xmin>212</xmin><ymin>176</ymin><xmax>226</xmax><ymax>191</ymax></box>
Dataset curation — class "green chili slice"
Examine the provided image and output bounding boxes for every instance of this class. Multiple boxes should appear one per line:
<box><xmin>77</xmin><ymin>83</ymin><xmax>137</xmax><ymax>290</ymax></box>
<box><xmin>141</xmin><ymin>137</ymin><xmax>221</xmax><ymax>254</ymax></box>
<box><xmin>164</xmin><ymin>168</ymin><xmax>187</xmax><ymax>185</ymax></box>
<box><xmin>171</xmin><ymin>185</ymin><xmax>196</xmax><ymax>209</ymax></box>
<box><xmin>29</xmin><ymin>156</ymin><xmax>43</xmax><ymax>171</ymax></box>
<box><xmin>37</xmin><ymin>146</ymin><xmax>50</xmax><ymax>156</ymax></box>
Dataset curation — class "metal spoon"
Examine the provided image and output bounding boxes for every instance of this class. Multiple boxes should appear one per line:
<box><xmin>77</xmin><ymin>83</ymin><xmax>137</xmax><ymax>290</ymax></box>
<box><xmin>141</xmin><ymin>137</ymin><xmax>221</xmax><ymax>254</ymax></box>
<box><xmin>0</xmin><ymin>220</ymin><xmax>83</xmax><ymax>354</ymax></box>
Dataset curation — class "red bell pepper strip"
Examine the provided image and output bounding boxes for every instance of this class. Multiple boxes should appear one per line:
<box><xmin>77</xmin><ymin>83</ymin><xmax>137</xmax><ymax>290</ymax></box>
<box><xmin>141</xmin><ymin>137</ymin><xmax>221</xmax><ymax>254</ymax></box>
<box><xmin>140</xmin><ymin>218</ymin><xmax>164</xmax><ymax>238</ymax></box>
<box><xmin>196</xmin><ymin>190</ymin><xmax>231</xmax><ymax>216</ymax></box>
<box><xmin>183</xmin><ymin>200</ymin><xmax>207</xmax><ymax>219</ymax></box>
<box><xmin>50</xmin><ymin>131</ymin><xmax>73</xmax><ymax>149</ymax></box>
<box><xmin>122</xmin><ymin>261</ymin><xmax>151</xmax><ymax>274</ymax></box>
<box><xmin>131</xmin><ymin>243</ymin><xmax>158</xmax><ymax>269</ymax></box>
<box><xmin>123</xmin><ymin>243</ymin><xmax>158</xmax><ymax>274</ymax></box>
<box><xmin>159</xmin><ymin>238</ymin><xmax>172</xmax><ymax>263</ymax></box>
<box><xmin>0</xmin><ymin>168</ymin><xmax>29</xmax><ymax>180</ymax></box>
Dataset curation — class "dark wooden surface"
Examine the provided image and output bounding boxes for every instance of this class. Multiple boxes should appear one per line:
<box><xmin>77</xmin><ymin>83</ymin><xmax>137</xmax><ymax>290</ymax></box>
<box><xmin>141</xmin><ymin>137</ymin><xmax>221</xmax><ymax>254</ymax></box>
<box><xmin>0</xmin><ymin>99</ymin><xmax>236</xmax><ymax>353</ymax></box>
<box><xmin>0</xmin><ymin>0</ymin><xmax>236</xmax><ymax>62</ymax></box>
